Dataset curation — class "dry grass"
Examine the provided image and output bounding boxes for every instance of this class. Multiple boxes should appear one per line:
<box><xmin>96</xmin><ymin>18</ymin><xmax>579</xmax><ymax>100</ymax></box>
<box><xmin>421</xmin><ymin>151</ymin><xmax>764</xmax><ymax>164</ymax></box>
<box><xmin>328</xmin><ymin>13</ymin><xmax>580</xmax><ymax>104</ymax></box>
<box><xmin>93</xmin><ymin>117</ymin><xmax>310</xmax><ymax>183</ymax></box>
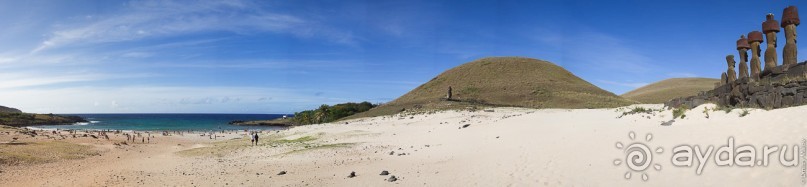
<box><xmin>349</xmin><ymin>57</ymin><xmax>635</xmax><ymax>119</ymax></box>
<box><xmin>281</xmin><ymin>143</ymin><xmax>355</xmax><ymax>155</ymax></box>
<box><xmin>621</xmin><ymin>78</ymin><xmax>719</xmax><ymax>104</ymax></box>
<box><xmin>177</xmin><ymin>134</ymin><xmax>322</xmax><ymax>157</ymax></box>
<box><xmin>0</xmin><ymin>141</ymin><xmax>99</xmax><ymax>166</ymax></box>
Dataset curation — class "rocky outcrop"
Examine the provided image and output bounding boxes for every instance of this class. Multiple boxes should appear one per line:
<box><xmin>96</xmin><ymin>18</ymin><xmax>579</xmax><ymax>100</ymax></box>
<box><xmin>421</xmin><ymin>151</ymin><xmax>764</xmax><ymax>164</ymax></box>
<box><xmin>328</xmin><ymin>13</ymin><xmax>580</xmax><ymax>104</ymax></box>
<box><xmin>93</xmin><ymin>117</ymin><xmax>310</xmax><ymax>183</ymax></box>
<box><xmin>667</xmin><ymin>60</ymin><xmax>807</xmax><ymax>109</ymax></box>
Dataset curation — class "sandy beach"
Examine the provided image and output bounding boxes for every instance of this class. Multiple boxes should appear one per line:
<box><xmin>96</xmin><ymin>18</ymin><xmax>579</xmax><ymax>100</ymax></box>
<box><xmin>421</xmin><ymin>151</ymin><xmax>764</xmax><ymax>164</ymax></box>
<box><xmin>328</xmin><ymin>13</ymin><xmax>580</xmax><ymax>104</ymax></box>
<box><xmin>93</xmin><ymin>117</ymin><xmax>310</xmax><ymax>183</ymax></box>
<box><xmin>0</xmin><ymin>104</ymin><xmax>805</xmax><ymax>186</ymax></box>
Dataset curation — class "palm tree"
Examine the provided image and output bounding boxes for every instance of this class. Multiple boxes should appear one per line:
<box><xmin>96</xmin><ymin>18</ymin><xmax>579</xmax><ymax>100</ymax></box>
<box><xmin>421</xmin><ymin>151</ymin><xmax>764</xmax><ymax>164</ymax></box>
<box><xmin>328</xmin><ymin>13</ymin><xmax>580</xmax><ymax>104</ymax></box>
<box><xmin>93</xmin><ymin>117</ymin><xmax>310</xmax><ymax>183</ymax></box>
<box><xmin>314</xmin><ymin>104</ymin><xmax>330</xmax><ymax>123</ymax></box>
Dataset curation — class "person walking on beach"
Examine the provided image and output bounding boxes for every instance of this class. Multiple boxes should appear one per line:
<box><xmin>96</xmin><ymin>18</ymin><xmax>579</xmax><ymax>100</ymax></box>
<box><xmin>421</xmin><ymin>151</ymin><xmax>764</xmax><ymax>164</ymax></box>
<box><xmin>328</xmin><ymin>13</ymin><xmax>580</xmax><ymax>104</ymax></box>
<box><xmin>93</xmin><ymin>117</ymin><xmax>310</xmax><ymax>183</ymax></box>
<box><xmin>250</xmin><ymin>132</ymin><xmax>255</xmax><ymax>145</ymax></box>
<box><xmin>252</xmin><ymin>133</ymin><xmax>259</xmax><ymax>146</ymax></box>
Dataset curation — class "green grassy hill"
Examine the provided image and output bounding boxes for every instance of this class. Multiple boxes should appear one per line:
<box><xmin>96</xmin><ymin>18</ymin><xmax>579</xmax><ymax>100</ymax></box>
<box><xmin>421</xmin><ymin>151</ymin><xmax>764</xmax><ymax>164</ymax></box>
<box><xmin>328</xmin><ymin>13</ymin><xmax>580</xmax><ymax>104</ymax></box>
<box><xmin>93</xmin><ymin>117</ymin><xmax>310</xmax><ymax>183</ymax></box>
<box><xmin>620</xmin><ymin>78</ymin><xmax>719</xmax><ymax>103</ymax></box>
<box><xmin>349</xmin><ymin>57</ymin><xmax>636</xmax><ymax>118</ymax></box>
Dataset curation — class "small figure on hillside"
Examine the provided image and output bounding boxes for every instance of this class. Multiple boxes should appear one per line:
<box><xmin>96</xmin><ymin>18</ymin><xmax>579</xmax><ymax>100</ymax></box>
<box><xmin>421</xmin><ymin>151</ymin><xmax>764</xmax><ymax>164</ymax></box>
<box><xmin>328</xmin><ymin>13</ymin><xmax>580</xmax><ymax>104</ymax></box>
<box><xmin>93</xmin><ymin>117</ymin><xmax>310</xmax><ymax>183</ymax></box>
<box><xmin>446</xmin><ymin>86</ymin><xmax>453</xmax><ymax>100</ymax></box>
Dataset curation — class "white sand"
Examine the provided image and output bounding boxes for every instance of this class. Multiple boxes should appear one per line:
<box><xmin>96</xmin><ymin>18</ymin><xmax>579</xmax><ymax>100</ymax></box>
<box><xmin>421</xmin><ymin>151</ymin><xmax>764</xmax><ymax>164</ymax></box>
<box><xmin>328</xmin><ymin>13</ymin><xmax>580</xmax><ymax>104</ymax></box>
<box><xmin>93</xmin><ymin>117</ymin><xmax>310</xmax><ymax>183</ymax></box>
<box><xmin>1</xmin><ymin>104</ymin><xmax>805</xmax><ymax>186</ymax></box>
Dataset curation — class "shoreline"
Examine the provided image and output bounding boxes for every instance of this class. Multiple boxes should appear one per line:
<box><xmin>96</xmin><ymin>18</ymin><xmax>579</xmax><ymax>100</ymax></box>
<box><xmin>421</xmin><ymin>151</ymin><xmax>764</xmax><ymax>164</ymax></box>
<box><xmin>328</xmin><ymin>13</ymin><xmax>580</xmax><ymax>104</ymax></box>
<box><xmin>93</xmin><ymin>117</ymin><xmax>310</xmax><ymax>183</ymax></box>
<box><xmin>1</xmin><ymin>104</ymin><xmax>805</xmax><ymax>186</ymax></box>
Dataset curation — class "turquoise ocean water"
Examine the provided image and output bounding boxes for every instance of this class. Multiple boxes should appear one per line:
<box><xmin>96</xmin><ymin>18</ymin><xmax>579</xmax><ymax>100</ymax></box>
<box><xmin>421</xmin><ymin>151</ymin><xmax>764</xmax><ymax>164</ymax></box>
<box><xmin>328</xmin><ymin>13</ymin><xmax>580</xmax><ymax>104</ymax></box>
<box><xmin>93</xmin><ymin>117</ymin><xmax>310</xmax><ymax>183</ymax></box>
<box><xmin>31</xmin><ymin>114</ymin><xmax>289</xmax><ymax>131</ymax></box>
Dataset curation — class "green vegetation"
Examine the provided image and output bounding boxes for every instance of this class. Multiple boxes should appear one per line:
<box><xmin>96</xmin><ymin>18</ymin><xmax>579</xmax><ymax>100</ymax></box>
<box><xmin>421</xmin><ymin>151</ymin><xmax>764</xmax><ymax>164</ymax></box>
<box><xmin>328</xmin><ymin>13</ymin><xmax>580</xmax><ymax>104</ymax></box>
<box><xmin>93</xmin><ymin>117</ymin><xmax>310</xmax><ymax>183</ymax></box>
<box><xmin>617</xmin><ymin>106</ymin><xmax>663</xmax><ymax>118</ymax></box>
<box><xmin>703</xmin><ymin>107</ymin><xmax>710</xmax><ymax>118</ymax></box>
<box><xmin>292</xmin><ymin>102</ymin><xmax>377</xmax><ymax>125</ymax></box>
<box><xmin>348</xmin><ymin>57</ymin><xmax>636</xmax><ymax>119</ymax></box>
<box><xmin>673</xmin><ymin>105</ymin><xmax>688</xmax><ymax>119</ymax></box>
<box><xmin>178</xmin><ymin>132</ymin><xmax>353</xmax><ymax>157</ymax></box>
<box><xmin>621</xmin><ymin>78</ymin><xmax>719</xmax><ymax>104</ymax></box>
<box><xmin>271</xmin><ymin>135</ymin><xmax>317</xmax><ymax>144</ymax></box>
<box><xmin>0</xmin><ymin>141</ymin><xmax>99</xmax><ymax>166</ymax></box>
<box><xmin>739</xmin><ymin>108</ymin><xmax>750</xmax><ymax>117</ymax></box>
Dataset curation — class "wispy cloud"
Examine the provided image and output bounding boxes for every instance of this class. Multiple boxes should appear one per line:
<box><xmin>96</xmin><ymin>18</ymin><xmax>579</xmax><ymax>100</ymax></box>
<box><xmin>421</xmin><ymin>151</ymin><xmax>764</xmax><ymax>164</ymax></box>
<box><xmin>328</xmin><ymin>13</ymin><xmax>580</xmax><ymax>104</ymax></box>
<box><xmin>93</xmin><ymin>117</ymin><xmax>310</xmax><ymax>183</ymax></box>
<box><xmin>0</xmin><ymin>86</ymin><xmax>340</xmax><ymax>113</ymax></box>
<box><xmin>32</xmin><ymin>0</ymin><xmax>355</xmax><ymax>53</ymax></box>
<box><xmin>0</xmin><ymin>72</ymin><xmax>154</xmax><ymax>89</ymax></box>
<box><xmin>565</xmin><ymin>32</ymin><xmax>653</xmax><ymax>74</ymax></box>
<box><xmin>597</xmin><ymin>80</ymin><xmax>649</xmax><ymax>89</ymax></box>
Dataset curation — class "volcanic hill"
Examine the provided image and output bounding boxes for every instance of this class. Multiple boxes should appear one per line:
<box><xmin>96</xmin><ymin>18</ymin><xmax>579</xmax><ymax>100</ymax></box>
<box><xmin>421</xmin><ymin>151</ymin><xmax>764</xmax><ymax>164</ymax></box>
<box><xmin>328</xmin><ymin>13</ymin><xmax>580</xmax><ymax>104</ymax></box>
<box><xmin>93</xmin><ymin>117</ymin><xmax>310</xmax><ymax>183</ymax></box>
<box><xmin>349</xmin><ymin>57</ymin><xmax>636</xmax><ymax>118</ymax></box>
<box><xmin>621</xmin><ymin>78</ymin><xmax>719</xmax><ymax>104</ymax></box>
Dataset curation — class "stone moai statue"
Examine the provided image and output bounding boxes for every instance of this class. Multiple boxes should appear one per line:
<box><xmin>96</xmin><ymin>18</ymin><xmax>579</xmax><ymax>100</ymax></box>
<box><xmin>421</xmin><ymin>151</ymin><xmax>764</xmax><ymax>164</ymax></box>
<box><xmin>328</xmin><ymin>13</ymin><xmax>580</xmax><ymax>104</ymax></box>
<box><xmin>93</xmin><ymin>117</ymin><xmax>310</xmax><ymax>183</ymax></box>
<box><xmin>446</xmin><ymin>86</ymin><xmax>453</xmax><ymax>99</ymax></box>
<box><xmin>720</xmin><ymin>72</ymin><xmax>728</xmax><ymax>86</ymax></box>
<box><xmin>762</xmin><ymin>13</ymin><xmax>781</xmax><ymax>71</ymax></box>
<box><xmin>748</xmin><ymin>31</ymin><xmax>764</xmax><ymax>80</ymax></box>
<box><xmin>726</xmin><ymin>55</ymin><xmax>737</xmax><ymax>83</ymax></box>
<box><xmin>736</xmin><ymin>35</ymin><xmax>751</xmax><ymax>79</ymax></box>
<box><xmin>782</xmin><ymin>6</ymin><xmax>800</xmax><ymax>67</ymax></box>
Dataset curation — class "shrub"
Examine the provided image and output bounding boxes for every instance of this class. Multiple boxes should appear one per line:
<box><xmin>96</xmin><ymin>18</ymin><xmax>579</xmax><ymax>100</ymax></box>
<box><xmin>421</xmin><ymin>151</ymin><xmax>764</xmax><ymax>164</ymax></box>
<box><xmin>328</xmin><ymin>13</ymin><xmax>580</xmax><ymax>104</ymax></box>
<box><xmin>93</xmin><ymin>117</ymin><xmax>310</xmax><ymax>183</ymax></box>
<box><xmin>292</xmin><ymin>101</ymin><xmax>377</xmax><ymax>125</ymax></box>
<box><xmin>739</xmin><ymin>108</ymin><xmax>750</xmax><ymax>117</ymax></box>
<box><xmin>673</xmin><ymin>105</ymin><xmax>688</xmax><ymax>119</ymax></box>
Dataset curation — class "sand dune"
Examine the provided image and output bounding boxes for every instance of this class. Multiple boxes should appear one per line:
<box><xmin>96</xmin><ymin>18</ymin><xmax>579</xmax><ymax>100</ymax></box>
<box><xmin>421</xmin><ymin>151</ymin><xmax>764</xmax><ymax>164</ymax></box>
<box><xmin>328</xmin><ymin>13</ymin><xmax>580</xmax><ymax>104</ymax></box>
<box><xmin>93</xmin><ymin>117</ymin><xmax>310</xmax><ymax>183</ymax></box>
<box><xmin>0</xmin><ymin>104</ymin><xmax>805</xmax><ymax>186</ymax></box>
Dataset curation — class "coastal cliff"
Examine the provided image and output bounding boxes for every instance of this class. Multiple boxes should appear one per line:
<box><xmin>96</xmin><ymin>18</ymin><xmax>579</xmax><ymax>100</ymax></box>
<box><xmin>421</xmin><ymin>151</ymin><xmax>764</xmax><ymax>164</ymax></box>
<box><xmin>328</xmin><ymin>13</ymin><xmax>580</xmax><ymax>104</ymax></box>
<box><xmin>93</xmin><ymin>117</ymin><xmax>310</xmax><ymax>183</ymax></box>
<box><xmin>0</xmin><ymin>105</ymin><xmax>87</xmax><ymax>127</ymax></box>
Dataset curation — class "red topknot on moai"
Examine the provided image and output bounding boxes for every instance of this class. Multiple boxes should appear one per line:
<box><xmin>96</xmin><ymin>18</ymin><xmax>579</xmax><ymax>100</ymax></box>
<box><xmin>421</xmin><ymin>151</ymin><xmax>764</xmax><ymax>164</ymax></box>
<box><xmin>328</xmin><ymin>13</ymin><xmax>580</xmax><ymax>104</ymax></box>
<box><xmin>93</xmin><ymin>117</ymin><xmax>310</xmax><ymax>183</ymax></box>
<box><xmin>782</xmin><ymin>6</ymin><xmax>800</xmax><ymax>68</ymax></box>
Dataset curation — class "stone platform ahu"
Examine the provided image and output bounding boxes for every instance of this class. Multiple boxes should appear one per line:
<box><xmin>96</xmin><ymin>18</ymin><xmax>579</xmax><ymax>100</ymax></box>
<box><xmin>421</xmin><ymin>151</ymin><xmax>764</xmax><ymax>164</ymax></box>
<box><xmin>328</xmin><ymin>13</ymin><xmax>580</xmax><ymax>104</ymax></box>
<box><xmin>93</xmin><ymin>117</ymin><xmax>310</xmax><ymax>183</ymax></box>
<box><xmin>666</xmin><ymin>6</ymin><xmax>805</xmax><ymax>109</ymax></box>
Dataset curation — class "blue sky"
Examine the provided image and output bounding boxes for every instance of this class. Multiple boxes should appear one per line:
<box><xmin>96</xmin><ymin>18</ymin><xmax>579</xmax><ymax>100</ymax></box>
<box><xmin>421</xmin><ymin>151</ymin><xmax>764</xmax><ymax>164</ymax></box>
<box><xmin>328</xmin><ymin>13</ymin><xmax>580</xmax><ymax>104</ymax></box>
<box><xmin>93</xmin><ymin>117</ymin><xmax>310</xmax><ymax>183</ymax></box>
<box><xmin>0</xmin><ymin>0</ymin><xmax>803</xmax><ymax>113</ymax></box>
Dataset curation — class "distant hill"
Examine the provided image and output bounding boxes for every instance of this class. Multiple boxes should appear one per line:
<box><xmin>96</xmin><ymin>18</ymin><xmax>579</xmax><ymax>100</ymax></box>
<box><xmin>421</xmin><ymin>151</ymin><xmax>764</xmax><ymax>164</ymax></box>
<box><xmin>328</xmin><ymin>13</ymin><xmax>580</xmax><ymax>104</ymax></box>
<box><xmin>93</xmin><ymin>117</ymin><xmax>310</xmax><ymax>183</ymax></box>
<box><xmin>349</xmin><ymin>57</ymin><xmax>636</xmax><ymax>118</ymax></box>
<box><xmin>621</xmin><ymin>78</ymin><xmax>719</xmax><ymax>104</ymax></box>
<box><xmin>0</xmin><ymin>105</ymin><xmax>87</xmax><ymax>127</ymax></box>
<box><xmin>0</xmin><ymin>105</ymin><xmax>22</xmax><ymax>113</ymax></box>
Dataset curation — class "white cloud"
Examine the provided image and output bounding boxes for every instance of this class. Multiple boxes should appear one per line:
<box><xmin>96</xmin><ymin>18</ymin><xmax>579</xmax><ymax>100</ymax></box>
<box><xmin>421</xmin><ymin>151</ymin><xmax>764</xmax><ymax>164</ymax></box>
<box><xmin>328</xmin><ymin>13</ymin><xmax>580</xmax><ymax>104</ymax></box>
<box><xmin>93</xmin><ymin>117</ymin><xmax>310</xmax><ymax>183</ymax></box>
<box><xmin>597</xmin><ymin>80</ymin><xmax>649</xmax><ymax>89</ymax></box>
<box><xmin>567</xmin><ymin>32</ymin><xmax>653</xmax><ymax>74</ymax></box>
<box><xmin>32</xmin><ymin>0</ymin><xmax>355</xmax><ymax>53</ymax></box>
<box><xmin>0</xmin><ymin>86</ymin><xmax>334</xmax><ymax>113</ymax></box>
<box><xmin>0</xmin><ymin>72</ymin><xmax>154</xmax><ymax>89</ymax></box>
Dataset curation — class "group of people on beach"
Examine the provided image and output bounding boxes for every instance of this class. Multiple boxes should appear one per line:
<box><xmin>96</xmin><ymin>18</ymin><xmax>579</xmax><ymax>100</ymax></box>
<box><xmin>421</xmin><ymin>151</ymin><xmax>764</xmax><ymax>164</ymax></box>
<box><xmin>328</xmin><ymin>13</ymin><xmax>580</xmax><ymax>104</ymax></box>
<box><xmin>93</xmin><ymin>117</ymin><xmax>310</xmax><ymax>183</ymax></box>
<box><xmin>250</xmin><ymin>131</ymin><xmax>259</xmax><ymax>146</ymax></box>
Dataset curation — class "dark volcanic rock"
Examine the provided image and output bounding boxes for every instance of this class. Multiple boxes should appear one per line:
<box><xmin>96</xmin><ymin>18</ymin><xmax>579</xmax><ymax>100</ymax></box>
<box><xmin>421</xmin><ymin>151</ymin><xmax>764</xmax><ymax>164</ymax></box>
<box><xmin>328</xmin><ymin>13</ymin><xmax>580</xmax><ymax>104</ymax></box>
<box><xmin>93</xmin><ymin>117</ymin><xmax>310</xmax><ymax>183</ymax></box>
<box><xmin>666</xmin><ymin>61</ymin><xmax>807</xmax><ymax>110</ymax></box>
<box><xmin>387</xmin><ymin>175</ymin><xmax>398</xmax><ymax>182</ymax></box>
<box><xmin>348</xmin><ymin>171</ymin><xmax>356</xmax><ymax>178</ymax></box>
<box><xmin>380</xmin><ymin>170</ymin><xmax>390</xmax><ymax>176</ymax></box>
<box><xmin>277</xmin><ymin>171</ymin><xmax>286</xmax><ymax>175</ymax></box>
